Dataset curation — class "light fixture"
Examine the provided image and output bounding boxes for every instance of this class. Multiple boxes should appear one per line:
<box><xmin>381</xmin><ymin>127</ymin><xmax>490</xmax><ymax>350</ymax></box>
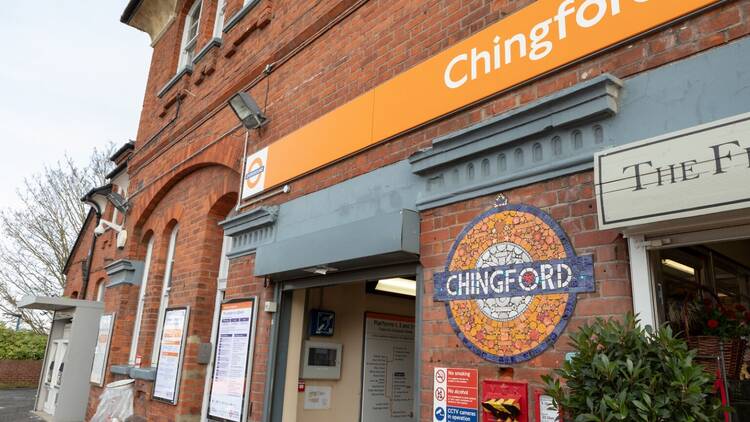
<box><xmin>228</xmin><ymin>91</ymin><xmax>268</xmax><ymax>129</ymax></box>
<box><xmin>303</xmin><ymin>265</ymin><xmax>338</xmax><ymax>276</ymax></box>
<box><xmin>82</xmin><ymin>184</ymin><xmax>128</xmax><ymax>216</ymax></box>
<box><xmin>375</xmin><ymin>278</ymin><xmax>417</xmax><ymax>297</ymax></box>
<box><xmin>661</xmin><ymin>259</ymin><xmax>695</xmax><ymax>276</ymax></box>
<box><xmin>82</xmin><ymin>184</ymin><xmax>129</xmax><ymax>248</ymax></box>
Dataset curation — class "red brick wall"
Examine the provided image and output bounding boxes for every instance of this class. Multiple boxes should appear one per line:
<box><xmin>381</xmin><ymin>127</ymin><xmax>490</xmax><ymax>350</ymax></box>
<box><xmin>419</xmin><ymin>171</ymin><xmax>631</xmax><ymax>421</ymax></box>
<box><xmin>98</xmin><ymin>0</ymin><xmax>750</xmax><ymax>420</ymax></box>
<box><xmin>127</xmin><ymin>0</ymin><xmax>750</xmax><ymax>215</ymax></box>
<box><xmin>0</xmin><ymin>360</ymin><xmax>43</xmax><ymax>387</ymax></box>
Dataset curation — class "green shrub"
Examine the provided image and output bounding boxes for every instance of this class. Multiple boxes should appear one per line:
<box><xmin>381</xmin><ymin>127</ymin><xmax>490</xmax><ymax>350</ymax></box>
<box><xmin>0</xmin><ymin>326</ymin><xmax>47</xmax><ymax>360</ymax></box>
<box><xmin>542</xmin><ymin>315</ymin><xmax>723</xmax><ymax>422</ymax></box>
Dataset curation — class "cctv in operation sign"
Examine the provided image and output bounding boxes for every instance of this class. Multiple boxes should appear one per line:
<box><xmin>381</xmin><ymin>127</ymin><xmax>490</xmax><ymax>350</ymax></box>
<box><xmin>433</xmin><ymin>367</ymin><xmax>478</xmax><ymax>422</ymax></box>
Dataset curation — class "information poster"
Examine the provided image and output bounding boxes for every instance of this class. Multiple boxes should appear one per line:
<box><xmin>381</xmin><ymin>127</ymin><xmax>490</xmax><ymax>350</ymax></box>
<box><xmin>360</xmin><ymin>313</ymin><xmax>416</xmax><ymax>422</ymax></box>
<box><xmin>534</xmin><ymin>390</ymin><xmax>560</xmax><ymax>422</ymax></box>
<box><xmin>433</xmin><ymin>367</ymin><xmax>478</xmax><ymax>422</ymax></box>
<box><xmin>208</xmin><ymin>299</ymin><xmax>257</xmax><ymax>422</ymax></box>
<box><xmin>304</xmin><ymin>386</ymin><xmax>332</xmax><ymax>410</ymax></box>
<box><xmin>89</xmin><ymin>313</ymin><xmax>114</xmax><ymax>386</ymax></box>
<box><xmin>153</xmin><ymin>307</ymin><xmax>189</xmax><ymax>404</ymax></box>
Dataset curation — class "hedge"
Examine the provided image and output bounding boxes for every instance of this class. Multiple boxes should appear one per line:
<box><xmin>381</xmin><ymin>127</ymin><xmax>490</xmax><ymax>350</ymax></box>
<box><xmin>0</xmin><ymin>326</ymin><xmax>47</xmax><ymax>360</ymax></box>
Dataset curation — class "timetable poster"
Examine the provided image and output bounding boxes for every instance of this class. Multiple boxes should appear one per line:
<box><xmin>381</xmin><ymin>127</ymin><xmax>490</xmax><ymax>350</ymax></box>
<box><xmin>153</xmin><ymin>307</ymin><xmax>189</xmax><ymax>404</ymax></box>
<box><xmin>208</xmin><ymin>299</ymin><xmax>256</xmax><ymax>422</ymax></box>
<box><xmin>360</xmin><ymin>313</ymin><xmax>416</xmax><ymax>422</ymax></box>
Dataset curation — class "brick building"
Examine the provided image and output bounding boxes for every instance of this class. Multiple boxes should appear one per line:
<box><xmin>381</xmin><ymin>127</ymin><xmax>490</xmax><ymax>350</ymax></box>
<box><xmin>27</xmin><ymin>0</ymin><xmax>750</xmax><ymax>421</ymax></box>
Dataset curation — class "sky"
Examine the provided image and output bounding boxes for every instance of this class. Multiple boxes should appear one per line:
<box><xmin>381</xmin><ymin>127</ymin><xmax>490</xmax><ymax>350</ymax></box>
<box><xmin>0</xmin><ymin>1</ymin><xmax>152</xmax><ymax>208</ymax></box>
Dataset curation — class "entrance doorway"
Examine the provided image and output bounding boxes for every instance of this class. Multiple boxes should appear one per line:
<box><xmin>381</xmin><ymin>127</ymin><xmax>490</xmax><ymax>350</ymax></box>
<box><xmin>277</xmin><ymin>275</ymin><xmax>417</xmax><ymax>422</ymax></box>
<box><xmin>649</xmin><ymin>237</ymin><xmax>750</xmax><ymax>417</ymax></box>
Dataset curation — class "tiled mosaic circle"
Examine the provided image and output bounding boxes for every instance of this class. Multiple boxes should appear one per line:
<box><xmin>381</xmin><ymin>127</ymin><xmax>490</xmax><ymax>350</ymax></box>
<box><xmin>444</xmin><ymin>204</ymin><xmax>577</xmax><ymax>364</ymax></box>
<box><xmin>475</xmin><ymin>242</ymin><xmax>533</xmax><ymax>321</ymax></box>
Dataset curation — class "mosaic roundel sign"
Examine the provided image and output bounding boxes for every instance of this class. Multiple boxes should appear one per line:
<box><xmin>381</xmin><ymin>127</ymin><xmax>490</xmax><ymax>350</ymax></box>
<box><xmin>433</xmin><ymin>203</ymin><xmax>595</xmax><ymax>364</ymax></box>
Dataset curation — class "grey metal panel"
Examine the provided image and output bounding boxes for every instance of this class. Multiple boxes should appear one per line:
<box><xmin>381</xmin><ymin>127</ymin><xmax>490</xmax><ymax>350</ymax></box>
<box><xmin>255</xmin><ymin>210</ymin><xmax>418</xmax><ymax>277</ymax></box>
<box><xmin>110</xmin><ymin>365</ymin><xmax>130</xmax><ymax>375</ymax></box>
<box><xmin>274</xmin><ymin>161</ymin><xmax>421</xmax><ymax>241</ymax></box>
<box><xmin>267</xmin><ymin>288</ymin><xmax>292</xmax><ymax>422</ymax></box>
<box><xmin>18</xmin><ymin>295</ymin><xmax>104</xmax><ymax>311</ymax></box>
<box><xmin>410</xmin><ymin>37</ymin><xmax>750</xmax><ymax>211</ymax></box>
<box><xmin>409</xmin><ymin>74</ymin><xmax>622</xmax><ymax>173</ymax></box>
<box><xmin>55</xmin><ymin>305</ymin><xmax>103</xmax><ymax>422</ymax></box>
<box><xmin>129</xmin><ymin>367</ymin><xmax>157</xmax><ymax>381</ymax></box>
<box><xmin>105</xmin><ymin>259</ymin><xmax>144</xmax><ymax>287</ymax></box>
<box><xmin>280</xmin><ymin>263</ymin><xmax>418</xmax><ymax>291</ymax></box>
<box><xmin>221</xmin><ymin>206</ymin><xmax>279</xmax><ymax>258</ymax></box>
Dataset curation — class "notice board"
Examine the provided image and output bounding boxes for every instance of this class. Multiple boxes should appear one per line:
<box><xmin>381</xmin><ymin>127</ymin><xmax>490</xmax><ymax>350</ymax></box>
<box><xmin>153</xmin><ymin>307</ymin><xmax>189</xmax><ymax>404</ymax></box>
<box><xmin>360</xmin><ymin>313</ymin><xmax>416</xmax><ymax>422</ymax></box>
<box><xmin>208</xmin><ymin>298</ymin><xmax>258</xmax><ymax>422</ymax></box>
<box><xmin>89</xmin><ymin>313</ymin><xmax>115</xmax><ymax>386</ymax></box>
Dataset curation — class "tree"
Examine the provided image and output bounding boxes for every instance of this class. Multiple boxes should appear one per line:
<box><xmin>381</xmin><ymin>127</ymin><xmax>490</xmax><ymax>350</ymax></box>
<box><xmin>0</xmin><ymin>144</ymin><xmax>114</xmax><ymax>334</ymax></box>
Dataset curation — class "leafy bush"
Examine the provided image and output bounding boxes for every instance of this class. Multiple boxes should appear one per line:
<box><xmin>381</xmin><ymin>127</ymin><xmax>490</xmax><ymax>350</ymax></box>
<box><xmin>0</xmin><ymin>326</ymin><xmax>47</xmax><ymax>360</ymax></box>
<box><xmin>542</xmin><ymin>315</ymin><xmax>723</xmax><ymax>421</ymax></box>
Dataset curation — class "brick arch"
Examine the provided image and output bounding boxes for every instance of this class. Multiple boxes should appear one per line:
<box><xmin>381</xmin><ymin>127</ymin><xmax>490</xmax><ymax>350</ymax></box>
<box><xmin>131</xmin><ymin>162</ymin><xmax>239</xmax><ymax>232</ymax></box>
<box><xmin>125</xmin><ymin>164</ymin><xmax>239</xmax><ymax>371</ymax></box>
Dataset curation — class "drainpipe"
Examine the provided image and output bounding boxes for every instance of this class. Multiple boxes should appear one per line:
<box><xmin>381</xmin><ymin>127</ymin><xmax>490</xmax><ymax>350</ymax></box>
<box><xmin>80</xmin><ymin>215</ymin><xmax>100</xmax><ymax>300</ymax></box>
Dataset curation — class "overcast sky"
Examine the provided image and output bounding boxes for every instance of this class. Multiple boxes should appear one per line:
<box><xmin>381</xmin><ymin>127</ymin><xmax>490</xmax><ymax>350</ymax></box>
<box><xmin>0</xmin><ymin>1</ymin><xmax>152</xmax><ymax>208</ymax></box>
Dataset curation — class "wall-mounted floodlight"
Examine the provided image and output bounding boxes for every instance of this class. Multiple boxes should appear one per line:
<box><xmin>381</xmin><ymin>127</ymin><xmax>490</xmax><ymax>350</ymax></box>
<box><xmin>82</xmin><ymin>184</ymin><xmax>128</xmax><ymax>216</ymax></box>
<box><xmin>228</xmin><ymin>91</ymin><xmax>268</xmax><ymax>129</ymax></box>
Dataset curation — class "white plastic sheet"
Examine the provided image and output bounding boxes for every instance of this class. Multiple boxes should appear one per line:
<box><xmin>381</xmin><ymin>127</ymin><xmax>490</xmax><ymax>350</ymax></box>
<box><xmin>90</xmin><ymin>379</ymin><xmax>134</xmax><ymax>422</ymax></box>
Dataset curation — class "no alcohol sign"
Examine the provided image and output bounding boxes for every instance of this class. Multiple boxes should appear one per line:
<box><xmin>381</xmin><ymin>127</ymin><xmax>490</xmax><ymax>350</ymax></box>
<box><xmin>433</xmin><ymin>367</ymin><xmax>478</xmax><ymax>422</ymax></box>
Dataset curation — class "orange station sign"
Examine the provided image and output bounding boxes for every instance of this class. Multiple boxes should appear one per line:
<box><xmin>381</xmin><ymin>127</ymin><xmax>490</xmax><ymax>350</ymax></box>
<box><xmin>242</xmin><ymin>0</ymin><xmax>720</xmax><ymax>199</ymax></box>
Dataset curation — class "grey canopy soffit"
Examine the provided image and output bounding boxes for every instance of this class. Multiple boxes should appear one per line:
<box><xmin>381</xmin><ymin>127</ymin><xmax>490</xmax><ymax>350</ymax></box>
<box><xmin>254</xmin><ymin>209</ymin><xmax>419</xmax><ymax>280</ymax></box>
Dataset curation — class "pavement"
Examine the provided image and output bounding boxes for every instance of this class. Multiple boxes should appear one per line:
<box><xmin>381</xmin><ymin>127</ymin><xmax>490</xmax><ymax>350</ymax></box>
<box><xmin>0</xmin><ymin>389</ymin><xmax>43</xmax><ymax>422</ymax></box>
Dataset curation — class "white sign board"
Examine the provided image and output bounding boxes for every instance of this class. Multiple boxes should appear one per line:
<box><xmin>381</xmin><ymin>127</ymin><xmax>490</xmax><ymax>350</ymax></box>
<box><xmin>304</xmin><ymin>386</ymin><xmax>332</xmax><ymax>410</ymax></box>
<box><xmin>208</xmin><ymin>299</ymin><xmax>257</xmax><ymax>422</ymax></box>
<box><xmin>538</xmin><ymin>394</ymin><xmax>560</xmax><ymax>422</ymax></box>
<box><xmin>90</xmin><ymin>313</ymin><xmax>114</xmax><ymax>386</ymax></box>
<box><xmin>595</xmin><ymin>112</ymin><xmax>750</xmax><ymax>229</ymax></box>
<box><xmin>153</xmin><ymin>307</ymin><xmax>189</xmax><ymax>404</ymax></box>
<box><xmin>241</xmin><ymin>147</ymin><xmax>269</xmax><ymax>199</ymax></box>
<box><xmin>360</xmin><ymin>313</ymin><xmax>415</xmax><ymax>422</ymax></box>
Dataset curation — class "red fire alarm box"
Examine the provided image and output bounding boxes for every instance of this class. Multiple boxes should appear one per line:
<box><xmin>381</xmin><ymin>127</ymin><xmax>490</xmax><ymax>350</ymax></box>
<box><xmin>481</xmin><ymin>380</ymin><xmax>528</xmax><ymax>422</ymax></box>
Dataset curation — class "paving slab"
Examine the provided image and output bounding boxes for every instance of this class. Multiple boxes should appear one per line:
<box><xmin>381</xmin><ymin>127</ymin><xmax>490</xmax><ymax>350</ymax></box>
<box><xmin>0</xmin><ymin>389</ymin><xmax>43</xmax><ymax>422</ymax></box>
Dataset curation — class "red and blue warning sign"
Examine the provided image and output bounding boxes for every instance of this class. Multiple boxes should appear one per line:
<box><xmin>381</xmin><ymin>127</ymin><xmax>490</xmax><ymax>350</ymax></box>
<box><xmin>433</xmin><ymin>367</ymin><xmax>478</xmax><ymax>422</ymax></box>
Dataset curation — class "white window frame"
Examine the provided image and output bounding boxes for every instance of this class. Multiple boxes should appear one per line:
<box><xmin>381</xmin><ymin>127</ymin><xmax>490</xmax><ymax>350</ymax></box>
<box><xmin>213</xmin><ymin>0</ymin><xmax>227</xmax><ymax>38</ymax></box>
<box><xmin>96</xmin><ymin>281</ymin><xmax>106</xmax><ymax>302</ymax></box>
<box><xmin>129</xmin><ymin>238</ymin><xmax>154</xmax><ymax>365</ymax></box>
<box><xmin>178</xmin><ymin>0</ymin><xmax>203</xmax><ymax>70</ymax></box>
<box><xmin>152</xmin><ymin>225</ymin><xmax>179</xmax><ymax>367</ymax></box>
<box><xmin>627</xmin><ymin>224</ymin><xmax>750</xmax><ymax>331</ymax></box>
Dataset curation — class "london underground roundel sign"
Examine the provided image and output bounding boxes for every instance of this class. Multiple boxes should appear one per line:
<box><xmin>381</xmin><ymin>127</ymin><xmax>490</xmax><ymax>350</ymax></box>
<box><xmin>433</xmin><ymin>203</ymin><xmax>595</xmax><ymax>364</ymax></box>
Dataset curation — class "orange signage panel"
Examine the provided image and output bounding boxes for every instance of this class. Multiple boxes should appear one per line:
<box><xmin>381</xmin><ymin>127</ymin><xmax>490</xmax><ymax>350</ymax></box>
<box><xmin>243</xmin><ymin>0</ymin><xmax>720</xmax><ymax>199</ymax></box>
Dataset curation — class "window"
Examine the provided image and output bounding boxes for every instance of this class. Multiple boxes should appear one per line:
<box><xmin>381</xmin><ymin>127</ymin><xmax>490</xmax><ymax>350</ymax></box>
<box><xmin>96</xmin><ymin>281</ymin><xmax>105</xmax><ymax>302</ymax></box>
<box><xmin>213</xmin><ymin>0</ymin><xmax>227</xmax><ymax>38</ymax></box>
<box><xmin>152</xmin><ymin>225</ymin><xmax>179</xmax><ymax>366</ymax></box>
<box><xmin>129</xmin><ymin>238</ymin><xmax>154</xmax><ymax>365</ymax></box>
<box><xmin>178</xmin><ymin>0</ymin><xmax>202</xmax><ymax>69</ymax></box>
